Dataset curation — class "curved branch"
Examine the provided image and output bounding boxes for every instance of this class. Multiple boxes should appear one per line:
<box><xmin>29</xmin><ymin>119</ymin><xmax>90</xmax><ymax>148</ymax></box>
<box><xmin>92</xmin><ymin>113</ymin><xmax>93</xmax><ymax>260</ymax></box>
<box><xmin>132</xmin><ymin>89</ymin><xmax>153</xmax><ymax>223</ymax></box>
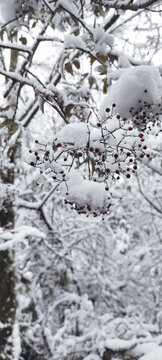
<box><xmin>59</xmin><ymin>4</ymin><xmax>93</xmax><ymax>37</ymax></box>
<box><xmin>97</xmin><ymin>0</ymin><xmax>160</xmax><ymax>11</ymax></box>
<box><xmin>0</xmin><ymin>68</ymin><xmax>69</xmax><ymax>124</ymax></box>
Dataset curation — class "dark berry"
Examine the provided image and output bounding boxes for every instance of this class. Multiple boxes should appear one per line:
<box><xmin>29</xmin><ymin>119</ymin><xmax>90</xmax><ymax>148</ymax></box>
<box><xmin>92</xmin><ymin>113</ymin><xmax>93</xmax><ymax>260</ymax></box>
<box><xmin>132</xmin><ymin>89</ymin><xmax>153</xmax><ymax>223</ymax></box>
<box><xmin>106</xmin><ymin>107</ymin><xmax>110</xmax><ymax>112</ymax></box>
<box><xmin>112</xmin><ymin>103</ymin><xmax>116</xmax><ymax>108</ymax></box>
<box><xmin>30</xmin><ymin>162</ymin><xmax>35</xmax><ymax>166</ymax></box>
<box><xmin>57</xmin><ymin>142</ymin><xmax>62</xmax><ymax>147</ymax></box>
<box><xmin>77</xmin><ymin>152</ymin><xmax>82</xmax><ymax>157</ymax></box>
<box><xmin>138</xmin><ymin>133</ymin><xmax>143</xmax><ymax>138</ymax></box>
<box><xmin>89</xmin><ymin>147</ymin><xmax>94</xmax><ymax>152</ymax></box>
<box><xmin>35</xmin><ymin>140</ymin><xmax>39</xmax><ymax>144</ymax></box>
<box><xmin>97</xmin><ymin>123</ymin><xmax>102</xmax><ymax>127</ymax></box>
<box><xmin>126</xmin><ymin>173</ymin><xmax>131</xmax><ymax>178</ymax></box>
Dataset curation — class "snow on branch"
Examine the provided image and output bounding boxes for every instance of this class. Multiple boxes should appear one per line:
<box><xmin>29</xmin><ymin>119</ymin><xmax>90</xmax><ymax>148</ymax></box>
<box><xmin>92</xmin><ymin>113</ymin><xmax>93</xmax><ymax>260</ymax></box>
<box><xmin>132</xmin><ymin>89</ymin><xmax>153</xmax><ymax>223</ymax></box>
<box><xmin>24</xmin><ymin>64</ymin><xmax>162</xmax><ymax>217</ymax></box>
<box><xmin>0</xmin><ymin>226</ymin><xmax>46</xmax><ymax>251</ymax></box>
<box><xmin>0</xmin><ymin>68</ymin><xmax>69</xmax><ymax>123</ymax></box>
<box><xmin>58</xmin><ymin>1</ymin><xmax>93</xmax><ymax>36</ymax></box>
<box><xmin>98</xmin><ymin>0</ymin><xmax>160</xmax><ymax>11</ymax></box>
<box><xmin>0</xmin><ymin>42</ymin><xmax>32</xmax><ymax>53</ymax></box>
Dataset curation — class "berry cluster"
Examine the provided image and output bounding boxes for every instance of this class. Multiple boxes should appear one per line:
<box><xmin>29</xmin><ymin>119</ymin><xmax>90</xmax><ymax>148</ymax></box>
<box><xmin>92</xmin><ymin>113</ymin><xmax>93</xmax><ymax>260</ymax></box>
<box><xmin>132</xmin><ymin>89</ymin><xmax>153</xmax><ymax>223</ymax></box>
<box><xmin>64</xmin><ymin>198</ymin><xmax>112</xmax><ymax>217</ymax></box>
<box><xmin>128</xmin><ymin>93</ymin><xmax>162</xmax><ymax>132</ymax></box>
<box><xmin>28</xmin><ymin>105</ymin><xmax>152</xmax><ymax>216</ymax></box>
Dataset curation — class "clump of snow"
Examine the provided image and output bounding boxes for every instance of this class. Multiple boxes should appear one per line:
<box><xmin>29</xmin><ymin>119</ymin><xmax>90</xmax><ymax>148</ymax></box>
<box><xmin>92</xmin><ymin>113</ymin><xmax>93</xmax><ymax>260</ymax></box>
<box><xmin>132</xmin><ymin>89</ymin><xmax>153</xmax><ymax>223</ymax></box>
<box><xmin>58</xmin><ymin>0</ymin><xmax>78</xmax><ymax>15</ymax></box>
<box><xmin>100</xmin><ymin>65</ymin><xmax>162</xmax><ymax>120</ymax></box>
<box><xmin>63</xmin><ymin>170</ymin><xmax>111</xmax><ymax>214</ymax></box>
<box><xmin>64</xmin><ymin>34</ymin><xmax>86</xmax><ymax>50</ymax></box>
<box><xmin>105</xmin><ymin>338</ymin><xmax>136</xmax><ymax>351</ymax></box>
<box><xmin>139</xmin><ymin>348</ymin><xmax>162</xmax><ymax>360</ymax></box>
<box><xmin>131</xmin><ymin>343</ymin><xmax>161</xmax><ymax>358</ymax></box>
<box><xmin>92</xmin><ymin>27</ymin><xmax>114</xmax><ymax>55</ymax></box>
<box><xmin>84</xmin><ymin>354</ymin><xmax>100</xmax><ymax>360</ymax></box>
<box><xmin>93</xmin><ymin>27</ymin><xmax>114</xmax><ymax>46</ymax></box>
<box><xmin>56</xmin><ymin>122</ymin><xmax>89</xmax><ymax>148</ymax></box>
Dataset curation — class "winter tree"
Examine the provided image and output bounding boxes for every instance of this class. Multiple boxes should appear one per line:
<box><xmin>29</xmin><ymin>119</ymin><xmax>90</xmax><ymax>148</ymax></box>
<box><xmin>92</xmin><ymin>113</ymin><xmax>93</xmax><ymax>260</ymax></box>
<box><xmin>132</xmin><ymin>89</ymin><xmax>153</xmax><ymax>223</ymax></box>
<box><xmin>0</xmin><ymin>0</ymin><xmax>162</xmax><ymax>359</ymax></box>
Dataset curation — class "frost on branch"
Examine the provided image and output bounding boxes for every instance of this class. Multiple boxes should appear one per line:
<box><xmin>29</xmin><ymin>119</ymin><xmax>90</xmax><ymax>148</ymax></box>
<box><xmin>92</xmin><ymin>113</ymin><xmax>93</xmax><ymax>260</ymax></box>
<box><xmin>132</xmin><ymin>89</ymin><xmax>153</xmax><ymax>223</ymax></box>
<box><xmin>101</xmin><ymin>65</ymin><xmax>162</xmax><ymax>132</ymax></box>
<box><xmin>28</xmin><ymin>107</ymin><xmax>151</xmax><ymax>216</ymax></box>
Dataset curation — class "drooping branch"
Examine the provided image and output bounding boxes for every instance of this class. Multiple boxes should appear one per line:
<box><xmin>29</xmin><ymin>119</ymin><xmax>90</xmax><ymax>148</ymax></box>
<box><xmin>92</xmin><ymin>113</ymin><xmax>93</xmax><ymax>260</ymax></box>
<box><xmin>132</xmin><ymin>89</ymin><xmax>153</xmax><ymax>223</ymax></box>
<box><xmin>0</xmin><ymin>68</ymin><xmax>69</xmax><ymax>124</ymax></box>
<box><xmin>0</xmin><ymin>42</ymin><xmax>31</xmax><ymax>53</ymax></box>
<box><xmin>3</xmin><ymin>13</ymin><xmax>56</xmax><ymax>98</ymax></box>
<box><xmin>96</xmin><ymin>0</ymin><xmax>160</xmax><ymax>11</ymax></box>
<box><xmin>59</xmin><ymin>4</ymin><xmax>93</xmax><ymax>37</ymax></box>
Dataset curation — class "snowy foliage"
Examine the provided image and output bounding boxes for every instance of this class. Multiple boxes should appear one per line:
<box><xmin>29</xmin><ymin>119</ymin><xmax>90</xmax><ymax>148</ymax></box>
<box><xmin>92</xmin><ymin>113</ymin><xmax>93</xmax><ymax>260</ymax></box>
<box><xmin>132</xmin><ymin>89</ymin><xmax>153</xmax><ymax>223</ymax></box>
<box><xmin>0</xmin><ymin>1</ymin><xmax>162</xmax><ymax>360</ymax></box>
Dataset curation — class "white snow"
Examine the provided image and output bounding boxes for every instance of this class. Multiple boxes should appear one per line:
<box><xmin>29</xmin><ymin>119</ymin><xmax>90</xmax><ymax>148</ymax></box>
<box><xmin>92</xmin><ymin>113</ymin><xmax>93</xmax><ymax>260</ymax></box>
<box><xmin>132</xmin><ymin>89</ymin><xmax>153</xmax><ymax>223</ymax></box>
<box><xmin>0</xmin><ymin>226</ymin><xmax>46</xmax><ymax>251</ymax></box>
<box><xmin>12</xmin><ymin>321</ymin><xmax>21</xmax><ymax>360</ymax></box>
<box><xmin>100</xmin><ymin>65</ymin><xmax>162</xmax><ymax>119</ymax></box>
<box><xmin>105</xmin><ymin>338</ymin><xmax>136</xmax><ymax>351</ymax></box>
<box><xmin>58</xmin><ymin>0</ymin><xmax>78</xmax><ymax>15</ymax></box>
<box><xmin>140</xmin><ymin>348</ymin><xmax>162</xmax><ymax>360</ymax></box>
<box><xmin>64</xmin><ymin>34</ymin><xmax>86</xmax><ymax>50</ymax></box>
<box><xmin>0</xmin><ymin>0</ymin><xmax>15</xmax><ymax>23</ymax></box>
<box><xmin>63</xmin><ymin>169</ymin><xmax>110</xmax><ymax>212</ymax></box>
<box><xmin>93</xmin><ymin>27</ymin><xmax>114</xmax><ymax>46</ymax></box>
<box><xmin>56</xmin><ymin>122</ymin><xmax>89</xmax><ymax>148</ymax></box>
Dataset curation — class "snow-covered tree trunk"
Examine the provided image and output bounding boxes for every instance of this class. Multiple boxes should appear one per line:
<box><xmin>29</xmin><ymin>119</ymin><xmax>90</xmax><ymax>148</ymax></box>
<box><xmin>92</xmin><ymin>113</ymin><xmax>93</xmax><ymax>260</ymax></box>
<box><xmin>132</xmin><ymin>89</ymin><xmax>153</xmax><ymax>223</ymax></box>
<box><xmin>0</xmin><ymin>39</ymin><xmax>18</xmax><ymax>358</ymax></box>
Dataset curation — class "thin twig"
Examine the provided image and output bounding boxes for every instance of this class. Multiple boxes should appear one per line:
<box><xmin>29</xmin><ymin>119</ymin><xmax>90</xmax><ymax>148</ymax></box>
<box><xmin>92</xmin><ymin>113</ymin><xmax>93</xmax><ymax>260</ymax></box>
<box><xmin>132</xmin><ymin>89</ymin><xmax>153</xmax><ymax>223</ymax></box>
<box><xmin>42</xmin><ymin>0</ymin><xmax>54</xmax><ymax>13</ymax></box>
<box><xmin>0</xmin><ymin>41</ymin><xmax>31</xmax><ymax>53</ymax></box>
<box><xmin>59</xmin><ymin>4</ymin><xmax>93</xmax><ymax>37</ymax></box>
<box><xmin>136</xmin><ymin>173</ymin><xmax>162</xmax><ymax>215</ymax></box>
